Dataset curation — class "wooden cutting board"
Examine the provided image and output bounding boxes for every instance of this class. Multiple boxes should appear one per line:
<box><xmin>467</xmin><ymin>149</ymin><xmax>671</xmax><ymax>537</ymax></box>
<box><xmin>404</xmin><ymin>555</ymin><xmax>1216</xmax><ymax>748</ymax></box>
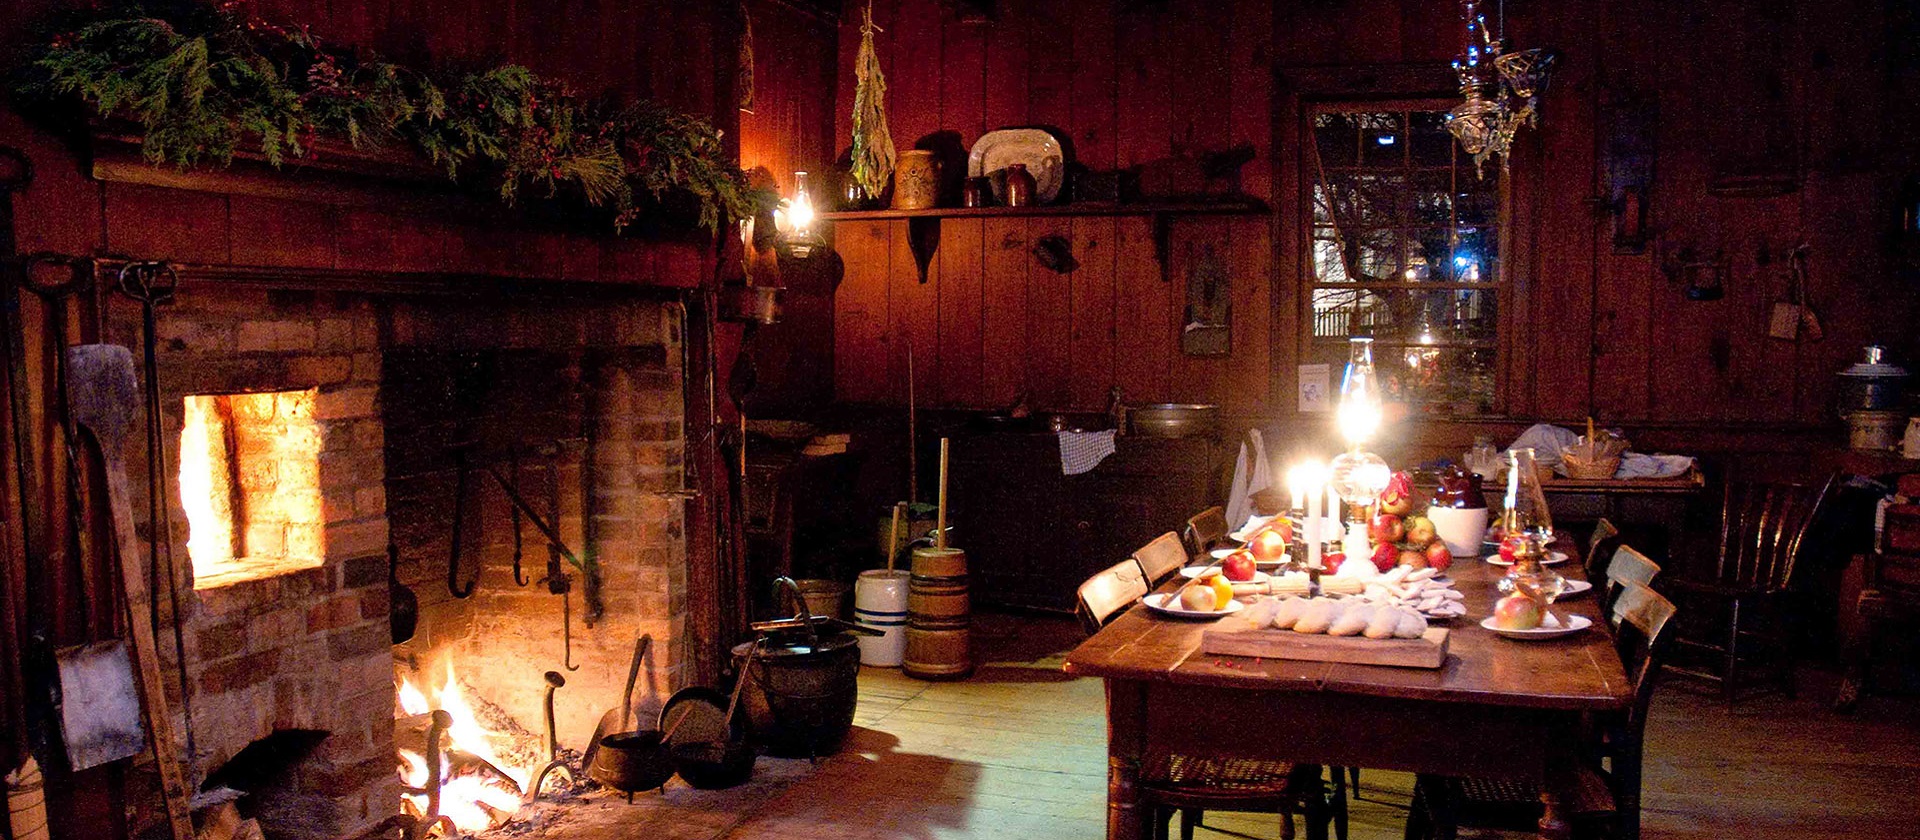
<box><xmin>1201</xmin><ymin>623</ymin><xmax>1450</xmax><ymax>669</ymax></box>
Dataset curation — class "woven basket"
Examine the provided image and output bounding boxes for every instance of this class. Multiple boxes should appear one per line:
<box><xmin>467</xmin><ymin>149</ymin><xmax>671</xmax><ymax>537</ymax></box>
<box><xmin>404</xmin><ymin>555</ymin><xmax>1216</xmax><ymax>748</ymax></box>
<box><xmin>1560</xmin><ymin>438</ymin><xmax>1628</xmax><ymax>480</ymax></box>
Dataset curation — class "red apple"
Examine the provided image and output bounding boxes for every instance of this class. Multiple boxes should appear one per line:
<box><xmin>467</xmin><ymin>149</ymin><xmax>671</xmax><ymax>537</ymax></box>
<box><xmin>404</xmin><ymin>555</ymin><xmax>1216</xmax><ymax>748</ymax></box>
<box><xmin>1424</xmin><ymin>539</ymin><xmax>1454</xmax><ymax>572</ymax></box>
<box><xmin>1370</xmin><ymin>542</ymin><xmax>1398</xmax><ymax>573</ymax></box>
<box><xmin>1247</xmin><ymin>529</ymin><xmax>1289</xmax><ymax>565</ymax></box>
<box><xmin>1267</xmin><ymin>517</ymin><xmax>1295</xmax><ymax>545</ymax></box>
<box><xmin>1368</xmin><ymin>513</ymin><xmax>1406</xmax><ymax>546</ymax></box>
<box><xmin>1404</xmin><ymin>515</ymin><xmax>1437</xmax><ymax>547</ymax></box>
<box><xmin>1378</xmin><ymin>471</ymin><xmax>1417</xmax><ymax>516</ymax></box>
<box><xmin>1397</xmin><ymin>548</ymin><xmax>1429</xmax><ymax>570</ymax></box>
<box><xmin>1222</xmin><ymin>550</ymin><xmax>1257</xmax><ymax>582</ymax></box>
<box><xmin>1492</xmin><ymin>593</ymin><xmax>1545</xmax><ymax>630</ymax></box>
<box><xmin>1498</xmin><ymin>534</ymin><xmax>1527</xmax><ymax>563</ymax></box>
<box><xmin>1321</xmin><ymin>551</ymin><xmax>1345</xmax><ymax>571</ymax></box>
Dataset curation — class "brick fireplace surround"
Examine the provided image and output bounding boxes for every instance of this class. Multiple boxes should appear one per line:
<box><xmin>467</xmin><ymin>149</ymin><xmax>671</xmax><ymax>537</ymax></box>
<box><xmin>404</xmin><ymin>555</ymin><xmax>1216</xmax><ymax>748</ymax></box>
<box><xmin>127</xmin><ymin>278</ymin><xmax>694</xmax><ymax>839</ymax></box>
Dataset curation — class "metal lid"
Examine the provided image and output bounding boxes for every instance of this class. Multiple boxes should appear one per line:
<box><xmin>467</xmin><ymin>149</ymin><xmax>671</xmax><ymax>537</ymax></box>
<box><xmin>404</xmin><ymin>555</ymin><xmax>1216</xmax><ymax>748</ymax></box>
<box><xmin>1841</xmin><ymin>345</ymin><xmax>1908</xmax><ymax>378</ymax></box>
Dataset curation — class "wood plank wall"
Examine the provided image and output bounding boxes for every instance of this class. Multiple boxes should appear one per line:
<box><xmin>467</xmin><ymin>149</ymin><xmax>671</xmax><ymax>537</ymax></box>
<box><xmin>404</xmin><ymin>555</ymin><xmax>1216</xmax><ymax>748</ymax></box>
<box><xmin>822</xmin><ymin>0</ymin><xmax>1920</xmax><ymax>442</ymax></box>
<box><xmin>829</xmin><ymin>0</ymin><xmax>1278</xmax><ymax>417</ymax></box>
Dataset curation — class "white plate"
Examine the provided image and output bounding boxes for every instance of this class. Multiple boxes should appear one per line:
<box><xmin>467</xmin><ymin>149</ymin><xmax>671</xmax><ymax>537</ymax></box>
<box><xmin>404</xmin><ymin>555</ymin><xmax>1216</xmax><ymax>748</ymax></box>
<box><xmin>1142</xmin><ymin>592</ymin><xmax>1244</xmax><ymax>620</ymax></box>
<box><xmin>1480</xmin><ymin>613</ymin><xmax>1592</xmax><ymax>639</ymax></box>
<box><xmin>1180</xmin><ymin>567</ymin><xmax>1269</xmax><ymax>584</ymax></box>
<box><xmin>1556</xmin><ymin>578</ymin><xmax>1594</xmax><ymax>597</ymax></box>
<box><xmin>1484</xmin><ymin>550</ymin><xmax>1570</xmax><ymax>566</ymax></box>
<box><xmin>968</xmin><ymin>129</ymin><xmax>1066</xmax><ymax>204</ymax></box>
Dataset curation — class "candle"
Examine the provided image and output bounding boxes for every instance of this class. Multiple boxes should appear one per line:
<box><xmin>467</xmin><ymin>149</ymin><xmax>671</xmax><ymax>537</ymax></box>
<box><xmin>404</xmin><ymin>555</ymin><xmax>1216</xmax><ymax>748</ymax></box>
<box><xmin>1306</xmin><ymin>477</ymin><xmax>1322</xmax><ymax>571</ymax></box>
<box><xmin>1287</xmin><ymin>463</ymin><xmax>1307</xmax><ymax>513</ymax></box>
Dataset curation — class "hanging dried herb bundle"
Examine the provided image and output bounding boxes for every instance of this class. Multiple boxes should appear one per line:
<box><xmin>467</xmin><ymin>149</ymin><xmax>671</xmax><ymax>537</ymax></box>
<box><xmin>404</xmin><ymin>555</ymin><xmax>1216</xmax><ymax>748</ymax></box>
<box><xmin>15</xmin><ymin>0</ymin><xmax>773</xmax><ymax>232</ymax></box>
<box><xmin>848</xmin><ymin>2</ymin><xmax>895</xmax><ymax>202</ymax></box>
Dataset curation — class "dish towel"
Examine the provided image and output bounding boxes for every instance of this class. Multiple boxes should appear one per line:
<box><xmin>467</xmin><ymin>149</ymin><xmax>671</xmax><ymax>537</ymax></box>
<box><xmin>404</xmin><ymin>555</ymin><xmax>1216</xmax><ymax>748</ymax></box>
<box><xmin>1225</xmin><ymin>429</ymin><xmax>1272</xmax><ymax>527</ymax></box>
<box><xmin>1058</xmin><ymin>430</ymin><xmax>1117</xmax><ymax>475</ymax></box>
<box><xmin>1615</xmin><ymin>453</ymin><xmax>1695</xmax><ymax>479</ymax></box>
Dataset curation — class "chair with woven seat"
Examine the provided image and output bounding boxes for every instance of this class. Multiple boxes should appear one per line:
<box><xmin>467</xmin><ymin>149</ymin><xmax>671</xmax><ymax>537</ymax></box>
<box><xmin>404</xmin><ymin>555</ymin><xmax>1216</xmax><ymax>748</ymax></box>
<box><xmin>1075</xmin><ymin>561</ymin><xmax>1333</xmax><ymax>840</ymax></box>
<box><xmin>1185</xmin><ymin>506</ymin><xmax>1231</xmax><ymax>556</ymax></box>
<box><xmin>1602</xmin><ymin>545</ymin><xmax>1662</xmax><ymax>627</ymax></box>
<box><xmin>1665</xmin><ymin>475</ymin><xmax>1837</xmax><ymax>701</ymax></box>
<box><xmin>1142</xmin><ymin>754</ymin><xmax>1331</xmax><ymax>840</ymax></box>
<box><xmin>1406</xmin><ymin>581</ymin><xmax>1678</xmax><ymax>840</ymax></box>
<box><xmin>1134</xmin><ymin>531</ymin><xmax>1191</xmax><ymax>585</ymax></box>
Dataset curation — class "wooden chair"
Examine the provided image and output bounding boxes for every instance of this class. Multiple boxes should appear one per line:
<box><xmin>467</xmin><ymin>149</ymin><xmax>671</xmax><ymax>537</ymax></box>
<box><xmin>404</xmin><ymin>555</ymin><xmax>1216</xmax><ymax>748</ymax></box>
<box><xmin>1406</xmin><ymin>581</ymin><xmax>1678</xmax><ymax>840</ymax></box>
<box><xmin>1584</xmin><ymin>518</ymin><xmax>1624</xmax><ymax>582</ymax></box>
<box><xmin>1075</xmin><ymin>559</ymin><xmax>1333</xmax><ymax>840</ymax></box>
<box><xmin>1666</xmin><ymin>475</ymin><xmax>1837</xmax><ymax>701</ymax></box>
<box><xmin>1075</xmin><ymin>559</ymin><xmax>1149</xmax><ymax>635</ymax></box>
<box><xmin>1603</xmin><ymin>545</ymin><xmax>1662</xmax><ymax>627</ymax></box>
<box><xmin>1184</xmin><ymin>506</ymin><xmax>1231</xmax><ymax>556</ymax></box>
<box><xmin>1134</xmin><ymin>531</ymin><xmax>1191</xmax><ymax>585</ymax></box>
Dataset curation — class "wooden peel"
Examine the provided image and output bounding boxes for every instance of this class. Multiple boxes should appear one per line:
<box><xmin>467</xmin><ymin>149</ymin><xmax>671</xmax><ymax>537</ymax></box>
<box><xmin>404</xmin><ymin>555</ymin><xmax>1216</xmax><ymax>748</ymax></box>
<box><xmin>65</xmin><ymin>345</ymin><xmax>193</xmax><ymax>840</ymax></box>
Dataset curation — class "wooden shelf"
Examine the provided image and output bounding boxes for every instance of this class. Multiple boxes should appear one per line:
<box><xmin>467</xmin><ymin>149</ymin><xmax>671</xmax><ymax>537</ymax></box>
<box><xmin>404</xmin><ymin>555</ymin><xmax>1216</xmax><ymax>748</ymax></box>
<box><xmin>820</xmin><ymin>199</ymin><xmax>1267</xmax><ymax>222</ymax></box>
<box><xmin>821</xmin><ymin>199</ymin><xmax>1268</xmax><ymax>283</ymax></box>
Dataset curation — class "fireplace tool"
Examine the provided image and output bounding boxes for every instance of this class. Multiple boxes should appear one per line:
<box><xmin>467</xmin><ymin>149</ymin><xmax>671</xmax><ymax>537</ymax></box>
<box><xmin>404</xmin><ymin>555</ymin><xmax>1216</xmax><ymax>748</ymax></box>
<box><xmin>446</xmin><ymin>450</ymin><xmax>479</xmax><ymax>598</ymax></box>
<box><xmin>525</xmin><ymin>671</ymin><xmax>574</xmax><ymax>802</ymax></box>
<box><xmin>587</xmin><ymin>634</ymin><xmax>678</xmax><ymax>800</ymax></box>
<box><xmin>403</xmin><ymin>710</ymin><xmax>457</xmax><ymax>840</ymax></box>
<box><xmin>479</xmin><ymin>458</ymin><xmax>592</xmax><ymax>671</ymax></box>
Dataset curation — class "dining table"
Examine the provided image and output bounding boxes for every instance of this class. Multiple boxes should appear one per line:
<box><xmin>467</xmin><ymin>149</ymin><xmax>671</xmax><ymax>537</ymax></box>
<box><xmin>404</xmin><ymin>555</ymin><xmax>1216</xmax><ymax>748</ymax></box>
<box><xmin>1063</xmin><ymin>537</ymin><xmax>1630</xmax><ymax>840</ymax></box>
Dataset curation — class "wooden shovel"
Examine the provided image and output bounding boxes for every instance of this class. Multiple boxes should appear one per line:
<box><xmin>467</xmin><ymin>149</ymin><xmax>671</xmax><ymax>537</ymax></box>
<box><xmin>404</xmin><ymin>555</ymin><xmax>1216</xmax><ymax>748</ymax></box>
<box><xmin>65</xmin><ymin>344</ymin><xmax>194</xmax><ymax>840</ymax></box>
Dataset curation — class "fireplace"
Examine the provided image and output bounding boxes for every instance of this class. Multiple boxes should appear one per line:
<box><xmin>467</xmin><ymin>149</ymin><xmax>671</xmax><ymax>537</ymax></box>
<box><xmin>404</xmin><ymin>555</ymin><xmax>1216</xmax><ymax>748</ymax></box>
<box><xmin>128</xmin><ymin>280</ymin><xmax>695</xmax><ymax>839</ymax></box>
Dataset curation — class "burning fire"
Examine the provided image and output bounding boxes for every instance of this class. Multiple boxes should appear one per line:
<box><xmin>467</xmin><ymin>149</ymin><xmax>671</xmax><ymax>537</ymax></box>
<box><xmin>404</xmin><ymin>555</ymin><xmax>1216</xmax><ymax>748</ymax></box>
<box><xmin>397</xmin><ymin>660</ymin><xmax>532</xmax><ymax>835</ymax></box>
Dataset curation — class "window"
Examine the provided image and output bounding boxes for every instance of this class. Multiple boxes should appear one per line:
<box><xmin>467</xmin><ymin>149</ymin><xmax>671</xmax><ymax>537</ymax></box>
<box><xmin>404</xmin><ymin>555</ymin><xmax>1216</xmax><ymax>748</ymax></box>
<box><xmin>1306</xmin><ymin>103</ymin><xmax>1503</xmax><ymax>415</ymax></box>
<box><xmin>180</xmin><ymin>390</ymin><xmax>324</xmax><ymax>589</ymax></box>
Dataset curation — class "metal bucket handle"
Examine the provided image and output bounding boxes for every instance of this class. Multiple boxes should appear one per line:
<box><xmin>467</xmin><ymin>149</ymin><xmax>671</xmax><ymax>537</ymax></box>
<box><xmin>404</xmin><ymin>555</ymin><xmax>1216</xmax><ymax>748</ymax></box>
<box><xmin>771</xmin><ymin>576</ymin><xmax>819</xmax><ymax>649</ymax></box>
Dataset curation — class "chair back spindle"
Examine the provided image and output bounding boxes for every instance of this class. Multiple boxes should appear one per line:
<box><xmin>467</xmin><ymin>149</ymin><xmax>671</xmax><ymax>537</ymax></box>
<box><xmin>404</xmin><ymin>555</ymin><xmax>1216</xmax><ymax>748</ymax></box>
<box><xmin>1715</xmin><ymin>477</ymin><xmax>1833</xmax><ymax>593</ymax></box>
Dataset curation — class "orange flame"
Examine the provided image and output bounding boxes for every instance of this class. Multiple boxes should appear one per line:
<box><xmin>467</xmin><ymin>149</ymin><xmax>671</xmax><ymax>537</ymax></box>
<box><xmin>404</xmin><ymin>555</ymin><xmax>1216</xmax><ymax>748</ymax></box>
<box><xmin>396</xmin><ymin>659</ymin><xmax>531</xmax><ymax>835</ymax></box>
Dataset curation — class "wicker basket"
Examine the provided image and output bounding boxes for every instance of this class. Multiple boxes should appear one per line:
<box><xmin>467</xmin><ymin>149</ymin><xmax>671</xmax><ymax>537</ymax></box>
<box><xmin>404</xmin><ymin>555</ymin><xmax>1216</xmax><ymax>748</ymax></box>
<box><xmin>1560</xmin><ymin>437</ymin><xmax>1628</xmax><ymax>480</ymax></box>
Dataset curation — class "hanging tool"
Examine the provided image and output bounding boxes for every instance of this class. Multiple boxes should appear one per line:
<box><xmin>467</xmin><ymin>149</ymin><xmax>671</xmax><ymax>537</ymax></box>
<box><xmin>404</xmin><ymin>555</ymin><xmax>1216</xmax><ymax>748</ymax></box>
<box><xmin>64</xmin><ymin>345</ymin><xmax>193</xmax><ymax>840</ymax></box>
<box><xmin>112</xmin><ymin>260</ymin><xmax>196</xmax><ymax>775</ymax></box>
<box><xmin>508</xmin><ymin>447</ymin><xmax>529</xmax><ymax>586</ymax></box>
<box><xmin>446</xmin><ymin>450</ymin><xmax>478</xmax><ymax>598</ymax></box>
<box><xmin>0</xmin><ymin>145</ymin><xmax>53</xmax><ymax>766</ymax></box>
<box><xmin>546</xmin><ymin>456</ymin><xmax>579</xmax><ymax>672</ymax></box>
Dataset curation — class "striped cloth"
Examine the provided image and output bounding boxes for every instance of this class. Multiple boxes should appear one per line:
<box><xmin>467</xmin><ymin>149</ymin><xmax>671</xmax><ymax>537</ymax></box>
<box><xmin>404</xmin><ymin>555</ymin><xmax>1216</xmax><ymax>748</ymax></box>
<box><xmin>1058</xmin><ymin>429</ymin><xmax>1118</xmax><ymax>475</ymax></box>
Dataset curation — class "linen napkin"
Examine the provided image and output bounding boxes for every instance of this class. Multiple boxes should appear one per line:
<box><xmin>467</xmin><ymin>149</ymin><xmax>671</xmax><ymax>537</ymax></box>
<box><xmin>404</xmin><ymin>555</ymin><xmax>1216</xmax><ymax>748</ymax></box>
<box><xmin>1058</xmin><ymin>429</ymin><xmax>1117</xmax><ymax>475</ymax></box>
<box><xmin>1225</xmin><ymin>429</ymin><xmax>1272</xmax><ymax>527</ymax></box>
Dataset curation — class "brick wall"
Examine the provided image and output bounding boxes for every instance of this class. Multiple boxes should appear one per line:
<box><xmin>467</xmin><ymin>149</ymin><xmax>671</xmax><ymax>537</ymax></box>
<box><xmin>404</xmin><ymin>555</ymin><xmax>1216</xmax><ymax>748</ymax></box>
<box><xmin>119</xmin><ymin>287</ymin><xmax>689</xmax><ymax>840</ymax></box>
<box><xmin>121</xmin><ymin>289</ymin><xmax>397</xmax><ymax>839</ymax></box>
<box><xmin>382</xmin><ymin>296</ymin><xmax>690</xmax><ymax>764</ymax></box>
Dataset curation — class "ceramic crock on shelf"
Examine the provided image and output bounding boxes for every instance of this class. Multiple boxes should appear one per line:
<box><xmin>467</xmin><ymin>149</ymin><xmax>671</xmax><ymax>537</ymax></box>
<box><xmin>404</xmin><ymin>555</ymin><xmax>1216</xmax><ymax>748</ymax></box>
<box><xmin>891</xmin><ymin>150</ymin><xmax>940</xmax><ymax>210</ymax></box>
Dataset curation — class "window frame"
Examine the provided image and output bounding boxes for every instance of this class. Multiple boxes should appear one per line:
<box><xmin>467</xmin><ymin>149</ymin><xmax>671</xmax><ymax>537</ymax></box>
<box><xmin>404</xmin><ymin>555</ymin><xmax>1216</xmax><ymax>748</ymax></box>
<box><xmin>1295</xmin><ymin>95</ymin><xmax>1514</xmax><ymax>418</ymax></box>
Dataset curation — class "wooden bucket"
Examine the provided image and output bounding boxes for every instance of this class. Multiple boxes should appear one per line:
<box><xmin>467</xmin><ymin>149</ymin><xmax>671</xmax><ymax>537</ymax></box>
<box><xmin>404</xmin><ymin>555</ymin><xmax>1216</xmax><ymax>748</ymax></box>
<box><xmin>904</xmin><ymin>547</ymin><xmax>973</xmax><ymax>680</ymax></box>
<box><xmin>7</xmin><ymin>758</ymin><xmax>50</xmax><ymax>840</ymax></box>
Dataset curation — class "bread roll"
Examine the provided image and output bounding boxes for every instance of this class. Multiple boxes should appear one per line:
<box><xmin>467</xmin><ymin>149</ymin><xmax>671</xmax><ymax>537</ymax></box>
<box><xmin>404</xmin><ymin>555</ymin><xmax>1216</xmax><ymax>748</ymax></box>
<box><xmin>1393</xmin><ymin>609</ymin><xmax>1428</xmax><ymax>639</ymax></box>
<box><xmin>1294</xmin><ymin>599</ymin><xmax>1337</xmax><ymax>634</ymax></box>
<box><xmin>1272</xmin><ymin>596</ymin><xmax>1307</xmax><ymax>629</ymax></box>
<box><xmin>1329</xmin><ymin>603</ymin><xmax>1373</xmax><ymax>636</ymax></box>
<box><xmin>1244</xmin><ymin>598</ymin><xmax>1280</xmax><ymax>628</ymax></box>
<box><xmin>1364</xmin><ymin>605</ymin><xmax>1402</xmax><ymax>639</ymax></box>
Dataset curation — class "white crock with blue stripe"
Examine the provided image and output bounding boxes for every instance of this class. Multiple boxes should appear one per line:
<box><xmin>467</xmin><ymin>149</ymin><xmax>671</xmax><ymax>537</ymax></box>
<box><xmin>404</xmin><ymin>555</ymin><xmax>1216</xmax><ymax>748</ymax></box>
<box><xmin>854</xmin><ymin>569</ymin><xmax>912</xmax><ymax>667</ymax></box>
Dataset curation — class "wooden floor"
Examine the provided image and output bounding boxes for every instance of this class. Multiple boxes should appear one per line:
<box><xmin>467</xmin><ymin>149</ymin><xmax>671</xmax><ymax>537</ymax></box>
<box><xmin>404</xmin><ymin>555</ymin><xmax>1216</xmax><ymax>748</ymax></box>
<box><xmin>505</xmin><ymin>612</ymin><xmax>1920</xmax><ymax>840</ymax></box>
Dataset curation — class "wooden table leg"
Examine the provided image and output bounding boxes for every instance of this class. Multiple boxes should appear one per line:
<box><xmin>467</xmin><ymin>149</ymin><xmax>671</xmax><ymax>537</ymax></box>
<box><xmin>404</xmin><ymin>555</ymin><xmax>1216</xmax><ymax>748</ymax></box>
<box><xmin>1106</xmin><ymin>680</ymin><xmax>1150</xmax><ymax>840</ymax></box>
<box><xmin>1536</xmin><ymin>737</ymin><xmax>1575</xmax><ymax>840</ymax></box>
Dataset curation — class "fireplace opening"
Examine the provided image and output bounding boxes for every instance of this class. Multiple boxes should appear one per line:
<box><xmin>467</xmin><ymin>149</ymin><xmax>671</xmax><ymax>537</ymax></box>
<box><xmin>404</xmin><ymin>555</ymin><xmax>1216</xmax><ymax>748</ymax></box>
<box><xmin>180</xmin><ymin>389</ymin><xmax>325</xmax><ymax>589</ymax></box>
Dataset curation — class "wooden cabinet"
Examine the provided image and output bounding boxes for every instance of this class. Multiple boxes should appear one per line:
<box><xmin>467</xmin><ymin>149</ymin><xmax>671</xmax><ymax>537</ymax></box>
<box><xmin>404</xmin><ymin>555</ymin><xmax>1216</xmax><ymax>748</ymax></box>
<box><xmin>949</xmin><ymin>433</ymin><xmax>1223</xmax><ymax>612</ymax></box>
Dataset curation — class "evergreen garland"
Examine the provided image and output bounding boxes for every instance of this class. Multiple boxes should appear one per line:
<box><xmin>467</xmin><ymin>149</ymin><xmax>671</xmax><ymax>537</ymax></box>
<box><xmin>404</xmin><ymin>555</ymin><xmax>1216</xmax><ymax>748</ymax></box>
<box><xmin>14</xmin><ymin>0</ymin><xmax>772</xmax><ymax>232</ymax></box>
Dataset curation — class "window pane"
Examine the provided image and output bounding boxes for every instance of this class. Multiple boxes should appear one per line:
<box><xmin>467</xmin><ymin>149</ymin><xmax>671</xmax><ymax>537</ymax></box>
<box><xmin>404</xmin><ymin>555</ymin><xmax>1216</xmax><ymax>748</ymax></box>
<box><xmin>1308</xmin><ymin>103</ymin><xmax>1504</xmax><ymax>415</ymax></box>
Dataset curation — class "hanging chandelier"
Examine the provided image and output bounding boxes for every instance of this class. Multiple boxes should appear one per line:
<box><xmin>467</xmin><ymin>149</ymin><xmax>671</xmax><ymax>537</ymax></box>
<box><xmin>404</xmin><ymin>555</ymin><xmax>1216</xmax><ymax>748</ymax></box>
<box><xmin>1446</xmin><ymin>0</ymin><xmax>1557</xmax><ymax>175</ymax></box>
